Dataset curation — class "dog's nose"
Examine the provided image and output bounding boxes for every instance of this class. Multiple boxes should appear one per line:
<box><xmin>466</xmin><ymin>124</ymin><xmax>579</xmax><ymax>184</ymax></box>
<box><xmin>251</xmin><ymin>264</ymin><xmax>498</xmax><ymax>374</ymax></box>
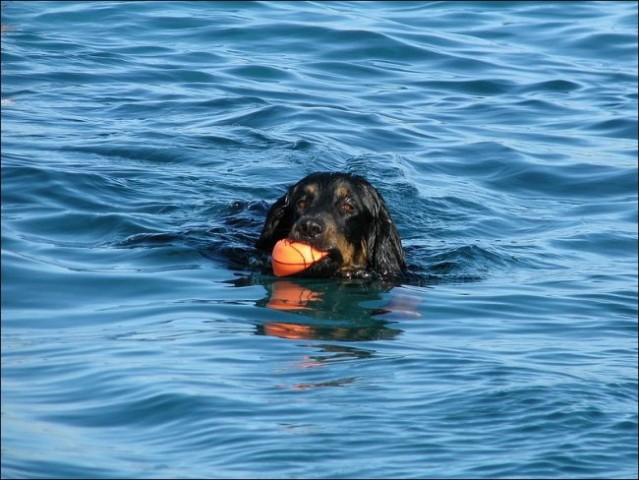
<box><xmin>295</xmin><ymin>218</ymin><xmax>324</xmax><ymax>239</ymax></box>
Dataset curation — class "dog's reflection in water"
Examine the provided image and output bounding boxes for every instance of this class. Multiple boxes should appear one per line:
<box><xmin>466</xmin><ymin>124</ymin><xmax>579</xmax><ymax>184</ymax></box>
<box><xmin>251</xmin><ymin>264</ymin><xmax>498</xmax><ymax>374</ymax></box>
<box><xmin>255</xmin><ymin>279</ymin><xmax>419</xmax><ymax>342</ymax></box>
<box><xmin>248</xmin><ymin>278</ymin><xmax>422</xmax><ymax>390</ymax></box>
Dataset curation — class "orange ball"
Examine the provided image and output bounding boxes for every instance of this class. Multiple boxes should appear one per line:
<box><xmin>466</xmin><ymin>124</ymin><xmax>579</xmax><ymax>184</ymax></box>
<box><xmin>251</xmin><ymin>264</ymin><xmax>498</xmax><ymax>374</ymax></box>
<box><xmin>271</xmin><ymin>239</ymin><xmax>328</xmax><ymax>277</ymax></box>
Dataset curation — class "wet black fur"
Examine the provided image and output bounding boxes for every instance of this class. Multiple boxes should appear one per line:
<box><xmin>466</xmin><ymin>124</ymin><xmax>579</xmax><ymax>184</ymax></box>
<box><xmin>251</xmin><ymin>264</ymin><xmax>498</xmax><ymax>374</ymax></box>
<box><xmin>255</xmin><ymin>172</ymin><xmax>405</xmax><ymax>280</ymax></box>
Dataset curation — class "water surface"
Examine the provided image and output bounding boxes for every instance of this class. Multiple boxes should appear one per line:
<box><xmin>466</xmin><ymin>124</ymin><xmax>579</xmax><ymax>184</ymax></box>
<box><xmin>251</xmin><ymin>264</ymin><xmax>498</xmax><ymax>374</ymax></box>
<box><xmin>2</xmin><ymin>1</ymin><xmax>637</xmax><ymax>478</ymax></box>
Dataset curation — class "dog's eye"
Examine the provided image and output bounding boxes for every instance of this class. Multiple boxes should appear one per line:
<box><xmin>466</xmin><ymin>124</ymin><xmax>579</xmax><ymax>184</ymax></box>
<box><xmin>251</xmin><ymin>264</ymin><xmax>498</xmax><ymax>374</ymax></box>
<box><xmin>297</xmin><ymin>199</ymin><xmax>307</xmax><ymax>210</ymax></box>
<box><xmin>341</xmin><ymin>202</ymin><xmax>355</xmax><ymax>214</ymax></box>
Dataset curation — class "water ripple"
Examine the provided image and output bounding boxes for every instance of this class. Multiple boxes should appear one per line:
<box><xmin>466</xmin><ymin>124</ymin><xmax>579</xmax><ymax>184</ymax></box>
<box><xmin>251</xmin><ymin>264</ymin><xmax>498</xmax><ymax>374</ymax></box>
<box><xmin>2</xmin><ymin>1</ymin><xmax>637</xmax><ymax>479</ymax></box>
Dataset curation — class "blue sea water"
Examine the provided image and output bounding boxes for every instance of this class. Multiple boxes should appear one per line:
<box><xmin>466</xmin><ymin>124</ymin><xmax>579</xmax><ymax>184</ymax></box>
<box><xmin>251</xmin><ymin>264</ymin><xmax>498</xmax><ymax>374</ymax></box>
<box><xmin>1</xmin><ymin>1</ymin><xmax>637</xmax><ymax>478</ymax></box>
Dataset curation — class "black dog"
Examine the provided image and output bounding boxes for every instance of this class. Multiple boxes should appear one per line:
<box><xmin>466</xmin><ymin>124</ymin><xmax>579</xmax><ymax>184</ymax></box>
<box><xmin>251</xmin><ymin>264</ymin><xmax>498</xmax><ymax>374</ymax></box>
<box><xmin>256</xmin><ymin>172</ymin><xmax>405</xmax><ymax>280</ymax></box>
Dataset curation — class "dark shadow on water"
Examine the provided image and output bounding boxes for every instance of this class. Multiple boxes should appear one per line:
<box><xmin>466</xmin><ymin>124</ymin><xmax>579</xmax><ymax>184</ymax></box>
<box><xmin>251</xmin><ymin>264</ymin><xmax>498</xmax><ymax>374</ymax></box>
<box><xmin>113</xmin><ymin>199</ymin><xmax>501</xmax><ymax>287</ymax></box>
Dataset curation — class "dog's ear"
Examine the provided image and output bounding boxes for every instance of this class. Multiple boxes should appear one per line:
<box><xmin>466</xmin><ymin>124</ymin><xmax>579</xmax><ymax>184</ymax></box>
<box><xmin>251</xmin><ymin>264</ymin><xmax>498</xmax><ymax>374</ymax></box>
<box><xmin>371</xmin><ymin>208</ymin><xmax>405</xmax><ymax>278</ymax></box>
<box><xmin>364</xmin><ymin>189</ymin><xmax>406</xmax><ymax>278</ymax></box>
<box><xmin>255</xmin><ymin>190</ymin><xmax>293</xmax><ymax>252</ymax></box>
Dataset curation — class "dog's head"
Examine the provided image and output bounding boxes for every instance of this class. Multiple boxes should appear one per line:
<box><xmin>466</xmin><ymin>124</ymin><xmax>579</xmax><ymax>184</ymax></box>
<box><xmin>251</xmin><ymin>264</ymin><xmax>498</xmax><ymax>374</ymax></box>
<box><xmin>256</xmin><ymin>172</ymin><xmax>405</xmax><ymax>279</ymax></box>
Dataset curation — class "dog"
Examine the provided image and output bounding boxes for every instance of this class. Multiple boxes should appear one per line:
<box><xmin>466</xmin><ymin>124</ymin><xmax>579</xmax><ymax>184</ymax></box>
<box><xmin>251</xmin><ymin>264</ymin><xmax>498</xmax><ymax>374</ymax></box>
<box><xmin>255</xmin><ymin>172</ymin><xmax>405</xmax><ymax>280</ymax></box>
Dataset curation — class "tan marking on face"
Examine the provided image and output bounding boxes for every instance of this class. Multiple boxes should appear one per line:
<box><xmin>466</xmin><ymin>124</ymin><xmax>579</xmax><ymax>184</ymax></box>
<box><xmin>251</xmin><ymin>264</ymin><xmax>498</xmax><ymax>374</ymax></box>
<box><xmin>335</xmin><ymin>185</ymin><xmax>350</xmax><ymax>200</ymax></box>
<box><xmin>303</xmin><ymin>184</ymin><xmax>318</xmax><ymax>197</ymax></box>
<box><xmin>333</xmin><ymin>235</ymin><xmax>368</xmax><ymax>272</ymax></box>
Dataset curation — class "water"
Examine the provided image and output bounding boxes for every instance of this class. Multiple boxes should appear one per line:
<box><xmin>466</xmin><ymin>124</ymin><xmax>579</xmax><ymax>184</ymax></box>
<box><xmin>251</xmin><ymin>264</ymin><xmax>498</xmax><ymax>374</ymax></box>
<box><xmin>1</xmin><ymin>1</ymin><xmax>637</xmax><ymax>478</ymax></box>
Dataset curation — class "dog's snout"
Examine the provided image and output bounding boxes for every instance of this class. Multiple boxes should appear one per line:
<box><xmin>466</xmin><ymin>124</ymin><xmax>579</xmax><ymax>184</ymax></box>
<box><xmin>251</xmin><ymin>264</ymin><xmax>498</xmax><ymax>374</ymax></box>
<box><xmin>295</xmin><ymin>217</ymin><xmax>324</xmax><ymax>239</ymax></box>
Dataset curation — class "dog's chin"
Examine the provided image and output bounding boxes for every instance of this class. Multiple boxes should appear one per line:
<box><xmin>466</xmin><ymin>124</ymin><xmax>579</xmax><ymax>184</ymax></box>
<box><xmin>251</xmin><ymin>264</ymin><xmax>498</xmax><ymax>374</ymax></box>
<box><xmin>293</xmin><ymin>249</ymin><xmax>341</xmax><ymax>278</ymax></box>
<box><xmin>294</xmin><ymin>250</ymin><xmax>371</xmax><ymax>280</ymax></box>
